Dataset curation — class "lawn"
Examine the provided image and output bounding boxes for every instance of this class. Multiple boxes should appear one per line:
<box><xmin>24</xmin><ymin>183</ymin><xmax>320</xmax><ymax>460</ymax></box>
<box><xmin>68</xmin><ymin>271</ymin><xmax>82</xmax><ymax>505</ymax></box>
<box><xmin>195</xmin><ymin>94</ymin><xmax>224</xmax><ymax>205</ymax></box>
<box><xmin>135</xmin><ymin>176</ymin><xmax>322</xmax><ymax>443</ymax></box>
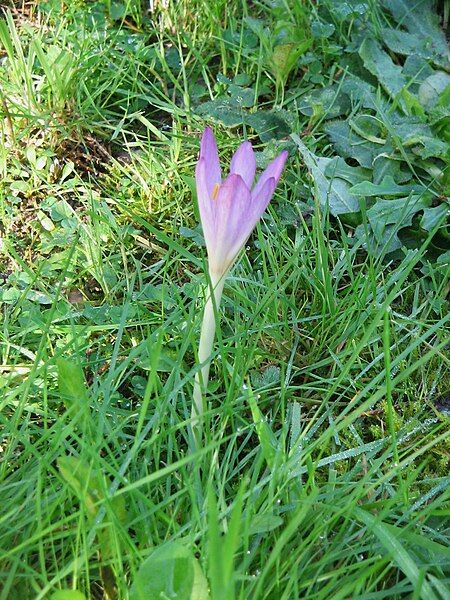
<box><xmin>0</xmin><ymin>0</ymin><xmax>449</xmax><ymax>599</ymax></box>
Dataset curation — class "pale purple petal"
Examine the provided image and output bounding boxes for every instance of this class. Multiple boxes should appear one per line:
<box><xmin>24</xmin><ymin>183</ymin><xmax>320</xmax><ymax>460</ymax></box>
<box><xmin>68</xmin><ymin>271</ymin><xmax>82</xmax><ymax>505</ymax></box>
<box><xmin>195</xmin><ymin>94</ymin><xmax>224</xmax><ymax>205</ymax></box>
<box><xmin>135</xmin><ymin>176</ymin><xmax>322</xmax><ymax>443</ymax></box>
<box><xmin>199</xmin><ymin>127</ymin><xmax>221</xmax><ymax>197</ymax></box>
<box><xmin>229</xmin><ymin>176</ymin><xmax>276</xmax><ymax>259</ymax></box>
<box><xmin>195</xmin><ymin>157</ymin><xmax>216</xmax><ymax>251</ymax></box>
<box><xmin>230</xmin><ymin>141</ymin><xmax>256</xmax><ymax>189</ymax></box>
<box><xmin>208</xmin><ymin>173</ymin><xmax>251</xmax><ymax>274</ymax></box>
<box><xmin>252</xmin><ymin>150</ymin><xmax>288</xmax><ymax>200</ymax></box>
<box><xmin>194</xmin><ymin>132</ymin><xmax>288</xmax><ymax>277</ymax></box>
<box><xmin>248</xmin><ymin>176</ymin><xmax>276</xmax><ymax>224</ymax></box>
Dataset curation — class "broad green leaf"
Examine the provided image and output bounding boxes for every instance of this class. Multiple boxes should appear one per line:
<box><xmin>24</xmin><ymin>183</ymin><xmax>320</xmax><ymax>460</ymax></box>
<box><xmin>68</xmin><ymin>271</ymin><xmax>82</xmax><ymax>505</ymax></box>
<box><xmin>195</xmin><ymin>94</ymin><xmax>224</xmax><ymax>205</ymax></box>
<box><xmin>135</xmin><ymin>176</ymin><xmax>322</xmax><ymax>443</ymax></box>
<box><xmin>311</xmin><ymin>20</ymin><xmax>335</xmax><ymax>39</ymax></box>
<box><xmin>109</xmin><ymin>2</ymin><xmax>130</xmax><ymax>20</ymax></box>
<box><xmin>130</xmin><ymin>541</ymin><xmax>210</xmax><ymax>600</ymax></box>
<box><xmin>227</xmin><ymin>84</ymin><xmax>255</xmax><ymax>108</ymax></box>
<box><xmin>372</xmin><ymin>156</ymin><xmax>412</xmax><ymax>185</ymax></box>
<box><xmin>353</xmin><ymin>507</ymin><xmax>438</xmax><ymax>600</ymax></box>
<box><xmin>246</xmin><ymin>110</ymin><xmax>292</xmax><ymax>142</ymax></box>
<box><xmin>327</xmin><ymin>1</ymin><xmax>369</xmax><ymax>23</ymax></box>
<box><xmin>349</xmin><ymin>114</ymin><xmax>387</xmax><ymax>145</ymax></box>
<box><xmin>381</xmin><ymin>28</ymin><xmax>449</xmax><ymax>69</ymax></box>
<box><xmin>250</xmin><ymin>365</ymin><xmax>281</xmax><ymax>388</ymax></box>
<box><xmin>293</xmin><ymin>134</ymin><xmax>361</xmax><ymax>215</ymax></box>
<box><xmin>324</xmin><ymin>157</ymin><xmax>371</xmax><ymax>185</ymax></box>
<box><xmin>355</xmin><ymin>223</ymin><xmax>402</xmax><ymax>254</ymax></box>
<box><xmin>325</xmin><ymin>119</ymin><xmax>383</xmax><ymax>168</ymax></box>
<box><xmin>420</xmin><ymin>205</ymin><xmax>449</xmax><ymax>231</ymax></box>
<box><xmin>389</xmin><ymin>115</ymin><xmax>448</xmax><ymax>158</ymax></box>
<box><xmin>57</xmin><ymin>456</ymin><xmax>104</xmax><ymax>519</ymax></box>
<box><xmin>359</xmin><ymin>38</ymin><xmax>407</xmax><ymax>100</ymax></box>
<box><xmin>56</xmin><ymin>358</ymin><xmax>89</xmax><ymax>411</ymax></box>
<box><xmin>381</xmin><ymin>0</ymin><xmax>449</xmax><ymax>65</ymax></box>
<box><xmin>297</xmin><ymin>86</ymin><xmax>351</xmax><ymax>120</ymax></box>
<box><xmin>350</xmin><ymin>176</ymin><xmax>424</xmax><ymax>197</ymax></box>
<box><xmin>358</xmin><ymin>38</ymin><xmax>402</xmax><ymax>96</ymax></box>
<box><xmin>340</xmin><ymin>74</ymin><xmax>379</xmax><ymax>110</ymax></box>
<box><xmin>367</xmin><ymin>195</ymin><xmax>430</xmax><ymax>242</ymax></box>
<box><xmin>58</xmin><ymin>456</ymin><xmax>127</xmax><ymax>523</ymax></box>
<box><xmin>419</xmin><ymin>73</ymin><xmax>450</xmax><ymax>111</ymax></box>
<box><xmin>196</xmin><ymin>99</ymin><xmax>244</xmax><ymax>127</ymax></box>
<box><xmin>402</xmin><ymin>55</ymin><xmax>435</xmax><ymax>91</ymax></box>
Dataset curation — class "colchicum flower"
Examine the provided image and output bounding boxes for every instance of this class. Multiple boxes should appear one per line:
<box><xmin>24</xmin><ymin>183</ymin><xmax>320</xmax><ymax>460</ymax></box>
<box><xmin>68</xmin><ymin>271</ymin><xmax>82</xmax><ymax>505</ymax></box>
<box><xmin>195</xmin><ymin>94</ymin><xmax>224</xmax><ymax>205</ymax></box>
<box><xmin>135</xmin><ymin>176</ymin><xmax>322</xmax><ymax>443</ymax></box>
<box><xmin>193</xmin><ymin>127</ymin><xmax>288</xmax><ymax>421</ymax></box>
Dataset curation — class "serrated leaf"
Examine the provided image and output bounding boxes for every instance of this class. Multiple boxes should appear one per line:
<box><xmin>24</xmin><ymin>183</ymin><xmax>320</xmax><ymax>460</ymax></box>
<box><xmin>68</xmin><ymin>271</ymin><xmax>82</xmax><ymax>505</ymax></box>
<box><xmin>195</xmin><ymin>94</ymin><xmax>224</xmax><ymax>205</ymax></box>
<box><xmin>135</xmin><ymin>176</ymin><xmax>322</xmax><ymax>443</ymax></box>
<box><xmin>381</xmin><ymin>28</ymin><xmax>449</xmax><ymax>69</ymax></box>
<box><xmin>129</xmin><ymin>541</ymin><xmax>210</xmax><ymax>600</ymax></box>
<box><xmin>367</xmin><ymin>195</ymin><xmax>430</xmax><ymax>242</ymax></box>
<box><xmin>350</xmin><ymin>176</ymin><xmax>424</xmax><ymax>197</ymax></box>
<box><xmin>358</xmin><ymin>38</ymin><xmax>407</xmax><ymax>100</ymax></box>
<box><xmin>325</xmin><ymin>120</ymin><xmax>383</xmax><ymax>168</ymax></box>
<box><xmin>293</xmin><ymin>135</ymin><xmax>361</xmax><ymax>215</ymax></box>
<box><xmin>381</xmin><ymin>0</ymin><xmax>449</xmax><ymax>66</ymax></box>
<box><xmin>389</xmin><ymin>115</ymin><xmax>449</xmax><ymax>158</ymax></box>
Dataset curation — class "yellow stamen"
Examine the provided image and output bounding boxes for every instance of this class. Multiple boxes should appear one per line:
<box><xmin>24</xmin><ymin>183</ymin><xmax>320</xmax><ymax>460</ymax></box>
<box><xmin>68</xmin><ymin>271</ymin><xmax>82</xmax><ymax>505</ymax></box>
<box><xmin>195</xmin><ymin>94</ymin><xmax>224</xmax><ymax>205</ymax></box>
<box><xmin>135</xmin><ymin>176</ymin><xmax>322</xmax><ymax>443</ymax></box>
<box><xmin>212</xmin><ymin>183</ymin><xmax>220</xmax><ymax>200</ymax></box>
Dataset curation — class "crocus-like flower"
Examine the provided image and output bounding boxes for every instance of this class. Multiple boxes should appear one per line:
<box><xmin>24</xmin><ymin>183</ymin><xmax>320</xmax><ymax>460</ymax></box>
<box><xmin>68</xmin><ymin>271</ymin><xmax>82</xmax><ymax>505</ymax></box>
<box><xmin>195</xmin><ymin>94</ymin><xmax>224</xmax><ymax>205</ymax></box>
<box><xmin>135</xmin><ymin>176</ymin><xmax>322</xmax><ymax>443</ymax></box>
<box><xmin>196</xmin><ymin>127</ymin><xmax>288</xmax><ymax>282</ymax></box>
<box><xmin>192</xmin><ymin>127</ymin><xmax>288</xmax><ymax>424</ymax></box>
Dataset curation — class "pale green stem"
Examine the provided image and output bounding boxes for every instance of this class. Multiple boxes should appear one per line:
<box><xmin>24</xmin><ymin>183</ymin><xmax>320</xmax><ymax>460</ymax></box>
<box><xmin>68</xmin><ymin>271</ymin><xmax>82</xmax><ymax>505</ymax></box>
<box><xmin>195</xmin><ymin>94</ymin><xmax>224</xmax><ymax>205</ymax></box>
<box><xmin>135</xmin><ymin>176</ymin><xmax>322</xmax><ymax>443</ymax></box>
<box><xmin>192</xmin><ymin>272</ymin><xmax>225</xmax><ymax>421</ymax></box>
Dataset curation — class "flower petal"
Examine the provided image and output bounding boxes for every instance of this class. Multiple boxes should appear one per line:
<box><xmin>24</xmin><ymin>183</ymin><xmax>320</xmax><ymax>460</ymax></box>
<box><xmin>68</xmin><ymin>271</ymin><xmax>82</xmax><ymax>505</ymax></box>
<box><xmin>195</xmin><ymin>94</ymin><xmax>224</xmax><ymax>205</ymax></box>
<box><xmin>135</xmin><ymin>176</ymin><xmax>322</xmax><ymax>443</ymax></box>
<box><xmin>234</xmin><ymin>176</ymin><xmax>276</xmax><ymax>253</ymax></box>
<box><xmin>252</xmin><ymin>150</ymin><xmax>288</xmax><ymax>200</ymax></box>
<box><xmin>230</xmin><ymin>140</ymin><xmax>256</xmax><ymax>189</ymax></box>
<box><xmin>208</xmin><ymin>173</ymin><xmax>251</xmax><ymax>275</ymax></box>
<box><xmin>221</xmin><ymin>176</ymin><xmax>276</xmax><ymax>273</ymax></box>
<box><xmin>195</xmin><ymin>157</ymin><xmax>216</xmax><ymax>251</ymax></box>
<box><xmin>198</xmin><ymin>127</ymin><xmax>221</xmax><ymax>197</ymax></box>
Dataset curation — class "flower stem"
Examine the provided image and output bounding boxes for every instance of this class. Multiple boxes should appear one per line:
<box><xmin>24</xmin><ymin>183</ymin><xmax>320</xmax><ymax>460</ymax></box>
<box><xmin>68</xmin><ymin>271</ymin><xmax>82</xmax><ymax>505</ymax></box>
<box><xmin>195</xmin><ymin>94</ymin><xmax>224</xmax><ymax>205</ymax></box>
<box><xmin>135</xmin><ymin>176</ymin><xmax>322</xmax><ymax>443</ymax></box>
<box><xmin>192</xmin><ymin>273</ymin><xmax>225</xmax><ymax>422</ymax></box>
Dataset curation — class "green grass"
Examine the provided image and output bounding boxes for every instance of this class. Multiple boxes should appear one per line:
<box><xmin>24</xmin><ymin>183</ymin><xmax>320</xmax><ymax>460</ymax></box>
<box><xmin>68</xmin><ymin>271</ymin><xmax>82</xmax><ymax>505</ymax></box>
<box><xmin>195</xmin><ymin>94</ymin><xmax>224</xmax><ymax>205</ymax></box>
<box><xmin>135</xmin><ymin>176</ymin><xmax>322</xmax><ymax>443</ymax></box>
<box><xmin>0</xmin><ymin>1</ymin><xmax>449</xmax><ymax>599</ymax></box>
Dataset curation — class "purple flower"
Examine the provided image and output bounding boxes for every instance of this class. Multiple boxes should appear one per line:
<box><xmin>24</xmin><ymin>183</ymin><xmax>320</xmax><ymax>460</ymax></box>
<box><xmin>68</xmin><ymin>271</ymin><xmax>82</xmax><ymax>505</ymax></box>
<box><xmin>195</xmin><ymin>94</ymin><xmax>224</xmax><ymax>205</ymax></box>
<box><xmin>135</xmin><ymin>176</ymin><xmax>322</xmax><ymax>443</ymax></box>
<box><xmin>195</xmin><ymin>127</ymin><xmax>288</xmax><ymax>279</ymax></box>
